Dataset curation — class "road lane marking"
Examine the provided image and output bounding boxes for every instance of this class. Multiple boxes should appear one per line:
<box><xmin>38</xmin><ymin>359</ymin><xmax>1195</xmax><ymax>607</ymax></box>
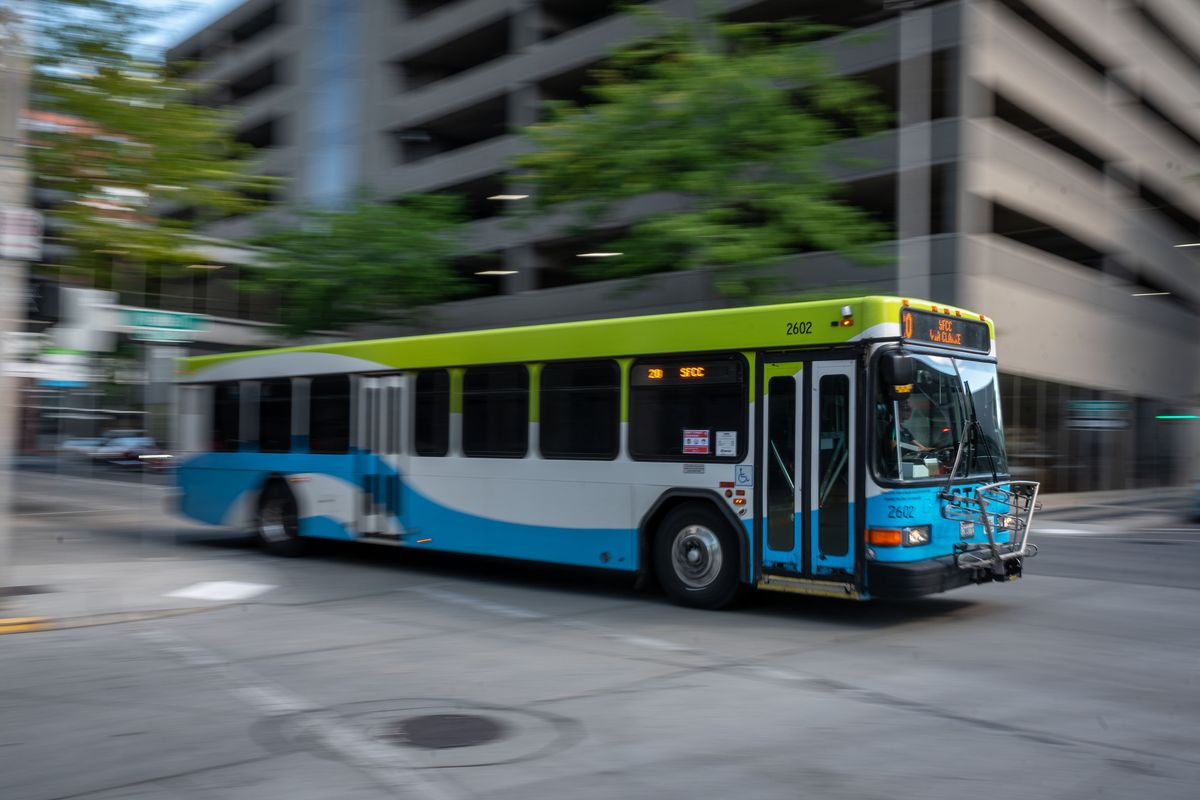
<box><xmin>410</xmin><ymin>586</ymin><xmax>546</xmax><ymax>620</ymax></box>
<box><xmin>165</xmin><ymin>581</ymin><xmax>276</xmax><ymax>602</ymax></box>
<box><xmin>407</xmin><ymin>585</ymin><xmax>702</xmax><ymax>656</ymax></box>
<box><xmin>13</xmin><ymin>506</ymin><xmax>149</xmax><ymax>517</ymax></box>
<box><xmin>135</xmin><ymin>629</ymin><xmax>458</xmax><ymax>800</ymax></box>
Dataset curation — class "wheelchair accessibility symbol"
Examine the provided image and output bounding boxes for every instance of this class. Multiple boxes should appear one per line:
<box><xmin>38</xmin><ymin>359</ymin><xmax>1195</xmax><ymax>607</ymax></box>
<box><xmin>735</xmin><ymin>465</ymin><xmax>753</xmax><ymax>487</ymax></box>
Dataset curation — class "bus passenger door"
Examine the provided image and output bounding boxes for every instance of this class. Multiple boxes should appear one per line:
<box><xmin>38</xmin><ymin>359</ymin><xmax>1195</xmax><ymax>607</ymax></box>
<box><xmin>356</xmin><ymin>375</ymin><xmax>404</xmax><ymax>535</ymax></box>
<box><xmin>762</xmin><ymin>362</ymin><xmax>804</xmax><ymax>573</ymax></box>
<box><xmin>808</xmin><ymin>361</ymin><xmax>856</xmax><ymax>576</ymax></box>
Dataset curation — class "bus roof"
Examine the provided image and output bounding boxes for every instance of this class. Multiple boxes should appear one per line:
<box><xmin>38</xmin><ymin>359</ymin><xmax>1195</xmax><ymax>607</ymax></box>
<box><xmin>179</xmin><ymin>295</ymin><xmax>995</xmax><ymax>381</ymax></box>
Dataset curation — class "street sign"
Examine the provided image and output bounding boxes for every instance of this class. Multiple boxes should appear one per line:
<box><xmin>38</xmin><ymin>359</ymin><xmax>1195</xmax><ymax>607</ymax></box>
<box><xmin>123</xmin><ymin>309</ymin><xmax>207</xmax><ymax>343</ymax></box>
<box><xmin>1067</xmin><ymin>400</ymin><xmax>1130</xmax><ymax>430</ymax></box>
<box><xmin>0</xmin><ymin>206</ymin><xmax>43</xmax><ymax>261</ymax></box>
<box><xmin>132</xmin><ymin>328</ymin><xmax>196</xmax><ymax>343</ymax></box>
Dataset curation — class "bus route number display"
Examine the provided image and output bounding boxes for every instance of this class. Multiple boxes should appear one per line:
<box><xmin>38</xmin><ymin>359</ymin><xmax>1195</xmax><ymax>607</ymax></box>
<box><xmin>633</xmin><ymin>360</ymin><xmax>741</xmax><ymax>386</ymax></box>
<box><xmin>901</xmin><ymin>309</ymin><xmax>989</xmax><ymax>352</ymax></box>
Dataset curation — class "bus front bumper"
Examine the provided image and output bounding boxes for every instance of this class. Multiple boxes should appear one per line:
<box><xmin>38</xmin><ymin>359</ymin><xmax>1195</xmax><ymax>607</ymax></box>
<box><xmin>867</xmin><ymin>552</ymin><xmax>1024</xmax><ymax>599</ymax></box>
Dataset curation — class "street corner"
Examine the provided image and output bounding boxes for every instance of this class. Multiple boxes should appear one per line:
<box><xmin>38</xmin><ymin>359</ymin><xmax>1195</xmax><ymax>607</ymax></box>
<box><xmin>0</xmin><ymin>606</ymin><xmax>230</xmax><ymax>636</ymax></box>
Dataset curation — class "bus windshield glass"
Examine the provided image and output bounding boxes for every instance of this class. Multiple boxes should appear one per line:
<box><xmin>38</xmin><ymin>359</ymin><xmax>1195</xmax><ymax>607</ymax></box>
<box><xmin>874</xmin><ymin>354</ymin><xmax>1008</xmax><ymax>482</ymax></box>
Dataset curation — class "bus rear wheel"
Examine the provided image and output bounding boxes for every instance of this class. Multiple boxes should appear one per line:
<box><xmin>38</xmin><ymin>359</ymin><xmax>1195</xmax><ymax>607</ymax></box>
<box><xmin>655</xmin><ymin>503</ymin><xmax>740</xmax><ymax>609</ymax></box>
<box><xmin>256</xmin><ymin>482</ymin><xmax>304</xmax><ymax>557</ymax></box>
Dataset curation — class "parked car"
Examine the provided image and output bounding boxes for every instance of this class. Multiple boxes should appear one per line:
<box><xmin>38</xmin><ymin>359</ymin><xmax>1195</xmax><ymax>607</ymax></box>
<box><xmin>59</xmin><ymin>437</ymin><xmax>104</xmax><ymax>458</ymax></box>
<box><xmin>90</xmin><ymin>436</ymin><xmax>173</xmax><ymax>469</ymax></box>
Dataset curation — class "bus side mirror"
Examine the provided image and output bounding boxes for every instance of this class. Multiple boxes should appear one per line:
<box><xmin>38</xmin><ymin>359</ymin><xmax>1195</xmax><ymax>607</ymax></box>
<box><xmin>880</xmin><ymin>353</ymin><xmax>914</xmax><ymax>386</ymax></box>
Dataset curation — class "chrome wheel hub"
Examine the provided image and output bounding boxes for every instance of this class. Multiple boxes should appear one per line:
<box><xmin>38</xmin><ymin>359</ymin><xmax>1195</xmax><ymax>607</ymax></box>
<box><xmin>671</xmin><ymin>525</ymin><xmax>722</xmax><ymax>589</ymax></box>
<box><xmin>260</xmin><ymin>502</ymin><xmax>289</xmax><ymax>542</ymax></box>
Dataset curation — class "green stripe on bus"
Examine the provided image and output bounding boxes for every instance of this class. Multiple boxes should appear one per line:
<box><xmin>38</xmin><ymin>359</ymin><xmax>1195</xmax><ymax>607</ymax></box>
<box><xmin>180</xmin><ymin>297</ymin><xmax>994</xmax><ymax>377</ymax></box>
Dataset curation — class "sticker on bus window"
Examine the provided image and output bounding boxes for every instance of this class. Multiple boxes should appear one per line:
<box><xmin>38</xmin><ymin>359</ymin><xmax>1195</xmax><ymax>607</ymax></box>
<box><xmin>682</xmin><ymin>429</ymin><xmax>710</xmax><ymax>454</ymax></box>
<box><xmin>735</xmin><ymin>465</ymin><xmax>753</xmax><ymax>487</ymax></box>
<box><xmin>716</xmin><ymin>431</ymin><xmax>737</xmax><ymax>456</ymax></box>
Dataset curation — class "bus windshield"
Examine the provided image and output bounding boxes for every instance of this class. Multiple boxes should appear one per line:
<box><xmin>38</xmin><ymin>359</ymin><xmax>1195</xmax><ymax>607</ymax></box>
<box><xmin>874</xmin><ymin>354</ymin><xmax>1008</xmax><ymax>482</ymax></box>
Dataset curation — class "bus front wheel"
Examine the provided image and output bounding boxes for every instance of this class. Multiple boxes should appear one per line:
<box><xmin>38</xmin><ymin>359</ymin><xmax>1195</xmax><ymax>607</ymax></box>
<box><xmin>655</xmin><ymin>503</ymin><xmax>740</xmax><ymax>609</ymax></box>
<box><xmin>256</xmin><ymin>482</ymin><xmax>305</xmax><ymax>557</ymax></box>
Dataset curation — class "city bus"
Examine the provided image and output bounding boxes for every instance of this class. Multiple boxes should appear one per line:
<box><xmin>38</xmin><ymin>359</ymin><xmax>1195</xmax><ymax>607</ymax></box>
<box><xmin>172</xmin><ymin>296</ymin><xmax>1038</xmax><ymax>608</ymax></box>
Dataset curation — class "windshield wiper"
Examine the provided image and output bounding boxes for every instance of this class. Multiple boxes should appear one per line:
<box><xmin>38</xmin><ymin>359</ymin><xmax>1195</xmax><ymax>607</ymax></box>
<box><xmin>964</xmin><ymin>381</ymin><xmax>1001</xmax><ymax>484</ymax></box>
<box><xmin>940</xmin><ymin>362</ymin><xmax>972</xmax><ymax>495</ymax></box>
<box><xmin>941</xmin><ymin>374</ymin><xmax>1001</xmax><ymax>498</ymax></box>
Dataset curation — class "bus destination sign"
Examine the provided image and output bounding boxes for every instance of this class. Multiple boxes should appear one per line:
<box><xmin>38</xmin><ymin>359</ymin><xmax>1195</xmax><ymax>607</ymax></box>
<box><xmin>901</xmin><ymin>309</ymin><xmax>989</xmax><ymax>352</ymax></box>
<box><xmin>633</xmin><ymin>360</ymin><xmax>742</xmax><ymax>386</ymax></box>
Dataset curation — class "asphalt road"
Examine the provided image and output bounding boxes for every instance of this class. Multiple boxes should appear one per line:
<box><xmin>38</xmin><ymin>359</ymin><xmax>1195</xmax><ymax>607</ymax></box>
<box><xmin>3</xmin><ymin>470</ymin><xmax>1199</xmax><ymax>800</ymax></box>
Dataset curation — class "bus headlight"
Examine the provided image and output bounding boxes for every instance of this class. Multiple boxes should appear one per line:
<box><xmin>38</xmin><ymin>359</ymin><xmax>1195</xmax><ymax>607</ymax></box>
<box><xmin>902</xmin><ymin>525</ymin><xmax>931</xmax><ymax>547</ymax></box>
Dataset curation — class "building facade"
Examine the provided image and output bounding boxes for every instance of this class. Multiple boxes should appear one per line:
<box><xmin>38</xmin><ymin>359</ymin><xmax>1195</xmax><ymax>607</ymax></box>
<box><xmin>170</xmin><ymin>0</ymin><xmax>1200</xmax><ymax>491</ymax></box>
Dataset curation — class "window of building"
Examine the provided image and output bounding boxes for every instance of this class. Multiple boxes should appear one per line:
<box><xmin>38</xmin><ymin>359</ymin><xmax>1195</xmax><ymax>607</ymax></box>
<box><xmin>259</xmin><ymin>378</ymin><xmax>292</xmax><ymax>453</ymax></box>
<box><xmin>310</xmin><ymin>374</ymin><xmax>351</xmax><ymax>454</ymax></box>
<box><xmin>629</xmin><ymin>355</ymin><xmax>747</xmax><ymax>461</ymax></box>
<box><xmin>213</xmin><ymin>382</ymin><xmax>240</xmax><ymax>452</ymax></box>
<box><xmin>539</xmin><ymin>360</ymin><xmax>620</xmax><ymax>459</ymax></box>
<box><xmin>991</xmin><ymin>202</ymin><xmax>1105</xmax><ymax>271</ymax></box>
<box><xmin>462</xmin><ymin>365</ymin><xmax>529</xmax><ymax>458</ymax></box>
<box><xmin>1138</xmin><ymin>3</ymin><xmax>1200</xmax><ymax>75</ymax></box>
<box><xmin>992</xmin><ymin>92</ymin><xmax>1106</xmax><ymax>174</ymax></box>
<box><xmin>414</xmin><ymin>369</ymin><xmax>450</xmax><ymax>456</ymax></box>
<box><xmin>994</xmin><ymin>0</ymin><xmax>1107</xmax><ymax>79</ymax></box>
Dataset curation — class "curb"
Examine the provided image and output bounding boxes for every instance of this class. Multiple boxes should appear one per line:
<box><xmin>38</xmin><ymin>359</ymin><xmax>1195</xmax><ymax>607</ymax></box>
<box><xmin>0</xmin><ymin>617</ymin><xmax>50</xmax><ymax>634</ymax></box>
<box><xmin>0</xmin><ymin>605</ymin><xmax>229</xmax><ymax>636</ymax></box>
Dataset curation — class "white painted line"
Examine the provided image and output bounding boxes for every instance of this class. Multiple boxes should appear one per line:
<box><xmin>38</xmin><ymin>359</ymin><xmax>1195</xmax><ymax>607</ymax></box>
<box><xmin>136</xmin><ymin>629</ymin><xmax>457</xmax><ymax>800</ymax></box>
<box><xmin>411</xmin><ymin>586</ymin><xmax>546</xmax><ymax>620</ymax></box>
<box><xmin>14</xmin><ymin>506</ymin><xmax>146</xmax><ymax>517</ymax></box>
<box><xmin>233</xmin><ymin>685</ymin><xmax>314</xmax><ymax>716</ymax></box>
<box><xmin>1036</xmin><ymin>527</ymin><xmax>1200</xmax><ymax>538</ymax></box>
<box><xmin>165</xmin><ymin>581</ymin><xmax>276</xmax><ymax>602</ymax></box>
<box><xmin>620</xmin><ymin>635</ymin><xmax>690</xmax><ymax>652</ymax></box>
<box><xmin>750</xmin><ymin>667</ymin><xmax>805</xmax><ymax>681</ymax></box>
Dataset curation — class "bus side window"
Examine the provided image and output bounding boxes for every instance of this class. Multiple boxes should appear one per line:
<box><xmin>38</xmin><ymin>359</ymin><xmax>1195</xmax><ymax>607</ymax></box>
<box><xmin>259</xmin><ymin>378</ymin><xmax>292</xmax><ymax>453</ymax></box>
<box><xmin>540</xmin><ymin>360</ymin><xmax>620</xmax><ymax>460</ymax></box>
<box><xmin>212</xmin><ymin>382</ymin><xmax>240</xmax><ymax>452</ymax></box>
<box><xmin>628</xmin><ymin>355</ymin><xmax>746</xmax><ymax>461</ymax></box>
<box><xmin>414</xmin><ymin>369</ymin><xmax>450</xmax><ymax>457</ymax></box>
<box><xmin>310</xmin><ymin>375</ymin><xmax>351</xmax><ymax>454</ymax></box>
<box><xmin>462</xmin><ymin>365</ymin><xmax>529</xmax><ymax>458</ymax></box>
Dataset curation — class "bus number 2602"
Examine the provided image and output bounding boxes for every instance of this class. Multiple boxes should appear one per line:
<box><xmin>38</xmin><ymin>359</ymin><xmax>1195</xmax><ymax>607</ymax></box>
<box><xmin>786</xmin><ymin>321</ymin><xmax>813</xmax><ymax>336</ymax></box>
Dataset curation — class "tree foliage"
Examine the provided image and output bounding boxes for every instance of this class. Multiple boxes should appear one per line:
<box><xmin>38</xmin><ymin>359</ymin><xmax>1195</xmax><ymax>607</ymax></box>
<box><xmin>514</xmin><ymin>11</ymin><xmax>891</xmax><ymax>296</ymax></box>
<box><xmin>26</xmin><ymin>0</ymin><xmax>273</xmax><ymax>283</ymax></box>
<box><xmin>248</xmin><ymin>196</ymin><xmax>471</xmax><ymax>336</ymax></box>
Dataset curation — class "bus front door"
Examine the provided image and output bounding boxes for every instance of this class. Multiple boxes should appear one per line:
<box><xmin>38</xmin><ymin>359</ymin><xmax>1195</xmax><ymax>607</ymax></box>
<box><xmin>762</xmin><ymin>359</ymin><xmax>857</xmax><ymax>580</ymax></box>
<box><xmin>355</xmin><ymin>375</ymin><xmax>405</xmax><ymax>535</ymax></box>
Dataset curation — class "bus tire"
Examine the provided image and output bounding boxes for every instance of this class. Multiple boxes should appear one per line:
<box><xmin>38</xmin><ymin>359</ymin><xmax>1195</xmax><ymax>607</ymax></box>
<box><xmin>654</xmin><ymin>503</ymin><xmax>740</xmax><ymax>609</ymax></box>
<box><xmin>256</xmin><ymin>481</ymin><xmax>305</xmax><ymax>557</ymax></box>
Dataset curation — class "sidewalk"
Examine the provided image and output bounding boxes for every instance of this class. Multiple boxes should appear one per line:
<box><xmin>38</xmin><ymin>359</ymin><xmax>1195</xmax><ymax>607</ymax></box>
<box><xmin>1035</xmin><ymin>486</ymin><xmax>1193</xmax><ymax>513</ymax></box>
<box><xmin>2</xmin><ymin>468</ymin><xmax>245</xmax><ymax>635</ymax></box>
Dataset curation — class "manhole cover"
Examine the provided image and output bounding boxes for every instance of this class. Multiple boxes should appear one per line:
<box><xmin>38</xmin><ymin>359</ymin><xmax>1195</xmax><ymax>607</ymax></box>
<box><xmin>390</xmin><ymin>714</ymin><xmax>505</xmax><ymax>749</ymax></box>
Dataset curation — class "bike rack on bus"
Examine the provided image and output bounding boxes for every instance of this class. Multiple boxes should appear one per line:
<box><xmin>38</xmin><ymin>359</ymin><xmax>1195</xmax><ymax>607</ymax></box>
<box><xmin>940</xmin><ymin>481</ymin><xmax>1041</xmax><ymax>576</ymax></box>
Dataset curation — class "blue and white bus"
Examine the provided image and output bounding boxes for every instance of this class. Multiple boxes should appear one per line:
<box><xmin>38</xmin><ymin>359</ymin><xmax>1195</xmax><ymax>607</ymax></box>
<box><xmin>172</xmin><ymin>296</ymin><xmax>1038</xmax><ymax>608</ymax></box>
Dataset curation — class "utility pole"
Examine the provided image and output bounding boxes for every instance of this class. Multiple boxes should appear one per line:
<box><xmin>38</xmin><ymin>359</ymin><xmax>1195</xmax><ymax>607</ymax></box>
<box><xmin>0</xmin><ymin>5</ymin><xmax>33</xmax><ymax>604</ymax></box>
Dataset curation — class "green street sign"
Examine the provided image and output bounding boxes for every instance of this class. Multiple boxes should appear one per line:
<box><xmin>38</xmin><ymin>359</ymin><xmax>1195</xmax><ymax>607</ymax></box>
<box><xmin>131</xmin><ymin>328</ymin><xmax>195</xmax><ymax>343</ymax></box>
<box><xmin>124</xmin><ymin>309</ymin><xmax>206</xmax><ymax>332</ymax></box>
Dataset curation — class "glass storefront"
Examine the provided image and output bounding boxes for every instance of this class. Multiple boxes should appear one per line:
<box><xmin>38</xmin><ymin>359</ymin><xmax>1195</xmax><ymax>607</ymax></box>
<box><xmin>999</xmin><ymin>373</ymin><xmax>1189</xmax><ymax>492</ymax></box>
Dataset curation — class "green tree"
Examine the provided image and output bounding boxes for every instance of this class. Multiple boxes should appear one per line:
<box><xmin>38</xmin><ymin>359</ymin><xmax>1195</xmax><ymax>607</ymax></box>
<box><xmin>248</xmin><ymin>196</ymin><xmax>471</xmax><ymax>336</ymax></box>
<box><xmin>514</xmin><ymin>11</ymin><xmax>890</xmax><ymax>297</ymax></box>
<box><xmin>27</xmin><ymin>0</ymin><xmax>272</xmax><ymax>286</ymax></box>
